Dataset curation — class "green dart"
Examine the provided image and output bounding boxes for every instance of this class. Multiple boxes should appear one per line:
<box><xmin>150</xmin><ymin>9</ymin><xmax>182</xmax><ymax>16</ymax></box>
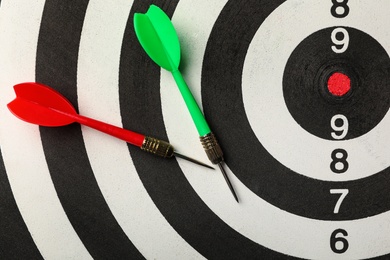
<box><xmin>134</xmin><ymin>5</ymin><xmax>239</xmax><ymax>202</ymax></box>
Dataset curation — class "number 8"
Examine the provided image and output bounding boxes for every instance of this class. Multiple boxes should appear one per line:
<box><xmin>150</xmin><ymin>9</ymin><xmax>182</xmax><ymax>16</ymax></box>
<box><xmin>331</xmin><ymin>0</ymin><xmax>350</xmax><ymax>18</ymax></box>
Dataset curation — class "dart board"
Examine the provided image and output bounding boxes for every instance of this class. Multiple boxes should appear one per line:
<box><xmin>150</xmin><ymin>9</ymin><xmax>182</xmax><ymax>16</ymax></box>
<box><xmin>0</xmin><ymin>0</ymin><xmax>389</xmax><ymax>259</ymax></box>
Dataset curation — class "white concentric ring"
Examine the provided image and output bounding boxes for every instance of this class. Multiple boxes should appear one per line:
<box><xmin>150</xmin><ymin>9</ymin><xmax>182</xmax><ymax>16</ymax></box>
<box><xmin>242</xmin><ymin>0</ymin><xmax>390</xmax><ymax>181</ymax></box>
<box><xmin>162</xmin><ymin>0</ymin><xmax>390</xmax><ymax>259</ymax></box>
<box><xmin>76</xmin><ymin>0</ymin><xmax>204</xmax><ymax>259</ymax></box>
<box><xmin>0</xmin><ymin>0</ymin><xmax>91</xmax><ymax>258</ymax></box>
<box><xmin>1</xmin><ymin>0</ymin><xmax>389</xmax><ymax>259</ymax></box>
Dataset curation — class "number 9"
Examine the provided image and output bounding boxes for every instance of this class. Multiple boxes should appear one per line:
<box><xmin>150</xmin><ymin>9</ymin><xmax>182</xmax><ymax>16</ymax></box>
<box><xmin>331</xmin><ymin>27</ymin><xmax>349</xmax><ymax>53</ymax></box>
<box><xmin>331</xmin><ymin>114</ymin><xmax>349</xmax><ymax>139</ymax></box>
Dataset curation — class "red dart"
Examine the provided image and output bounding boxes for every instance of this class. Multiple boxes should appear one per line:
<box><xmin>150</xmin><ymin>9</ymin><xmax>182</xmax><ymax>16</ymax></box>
<box><xmin>7</xmin><ymin>82</ymin><xmax>213</xmax><ymax>169</ymax></box>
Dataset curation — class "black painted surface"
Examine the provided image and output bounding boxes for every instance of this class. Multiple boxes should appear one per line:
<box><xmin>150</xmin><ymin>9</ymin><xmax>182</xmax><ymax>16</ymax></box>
<box><xmin>202</xmin><ymin>0</ymin><xmax>390</xmax><ymax>220</ymax></box>
<box><xmin>119</xmin><ymin>0</ymin><xmax>296</xmax><ymax>259</ymax></box>
<box><xmin>0</xmin><ymin>149</ymin><xmax>43</xmax><ymax>259</ymax></box>
<box><xmin>283</xmin><ymin>27</ymin><xmax>390</xmax><ymax>140</ymax></box>
<box><xmin>35</xmin><ymin>1</ymin><xmax>144</xmax><ymax>259</ymax></box>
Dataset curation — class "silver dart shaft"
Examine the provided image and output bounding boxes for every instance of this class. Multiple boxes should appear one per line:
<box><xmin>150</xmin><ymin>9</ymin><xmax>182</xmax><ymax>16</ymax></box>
<box><xmin>174</xmin><ymin>152</ymin><xmax>214</xmax><ymax>170</ymax></box>
<box><xmin>200</xmin><ymin>132</ymin><xmax>239</xmax><ymax>203</ymax></box>
<box><xmin>218</xmin><ymin>163</ymin><xmax>239</xmax><ymax>202</ymax></box>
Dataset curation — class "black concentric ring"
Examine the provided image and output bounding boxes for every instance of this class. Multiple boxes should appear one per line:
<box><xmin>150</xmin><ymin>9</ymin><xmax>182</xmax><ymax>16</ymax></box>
<box><xmin>0</xmin><ymin>149</ymin><xmax>42</xmax><ymax>259</ymax></box>
<box><xmin>202</xmin><ymin>0</ymin><xmax>390</xmax><ymax>220</ymax></box>
<box><xmin>283</xmin><ymin>26</ymin><xmax>390</xmax><ymax>140</ymax></box>
<box><xmin>35</xmin><ymin>1</ymin><xmax>143</xmax><ymax>258</ymax></box>
<box><xmin>1</xmin><ymin>0</ymin><xmax>386</xmax><ymax>258</ymax></box>
<box><xmin>119</xmin><ymin>0</ymin><xmax>295</xmax><ymax>259</ymax></box>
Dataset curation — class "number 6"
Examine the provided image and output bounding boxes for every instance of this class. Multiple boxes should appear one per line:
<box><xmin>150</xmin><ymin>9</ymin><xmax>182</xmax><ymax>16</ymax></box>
<box><xmin>330</xmin><ymin>229</ymin><xmax>349</xmax><ymax>254</ymax></box>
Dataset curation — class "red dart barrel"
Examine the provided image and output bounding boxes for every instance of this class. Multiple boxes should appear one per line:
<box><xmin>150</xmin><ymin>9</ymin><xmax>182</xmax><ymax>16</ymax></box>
<box><xmin>73</xmin><ymin>114</ymin><xmax>145</xmax><ymax>147</ymax></box>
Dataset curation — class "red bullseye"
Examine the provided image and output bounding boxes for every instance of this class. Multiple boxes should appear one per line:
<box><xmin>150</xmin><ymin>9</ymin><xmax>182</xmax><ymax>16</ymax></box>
<box><xmin>327</xmin><ymin>72</ymin><xmax>351</xmax><ymax>97</ymax></box>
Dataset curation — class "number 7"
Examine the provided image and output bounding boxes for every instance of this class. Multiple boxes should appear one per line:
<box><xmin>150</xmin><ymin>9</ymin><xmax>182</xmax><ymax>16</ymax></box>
<box><xmin>330</xmin><ymin>189</ymin><xmax>349</xmax><ymax>214</ymax></box>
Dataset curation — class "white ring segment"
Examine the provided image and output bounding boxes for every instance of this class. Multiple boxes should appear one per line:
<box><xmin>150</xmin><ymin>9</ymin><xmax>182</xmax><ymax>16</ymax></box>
<box><xmin>0</xmin><ymin>0</ymin><xmax>92</xmax><ymax>258</ymax></box>
<box><xmin>242</xmin><ymin>0</ymin><xmax>390</xmax><ymax>181</ymax></box>
<box><xmin>77</xmin><ymin>0</ymin><xmax>205</xmax><ymax>259</ymax></box>
<box><xmin>162</xmin><ymin>0</ymin><xmax>390</xmax><ymax>259</ymax></box>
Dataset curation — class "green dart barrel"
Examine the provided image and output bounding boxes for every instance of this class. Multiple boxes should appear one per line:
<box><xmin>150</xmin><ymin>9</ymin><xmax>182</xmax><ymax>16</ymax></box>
<box><xmin>172</xmin><ymin>70</ymin><xmax>211</xmax><ymax>136</ymax></box>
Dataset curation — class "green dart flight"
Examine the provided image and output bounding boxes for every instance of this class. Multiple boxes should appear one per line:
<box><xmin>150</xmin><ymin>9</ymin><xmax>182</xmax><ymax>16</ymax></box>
<box><xmin>134</xmin><ymin>4</ymin><xmax>239</xmax><ymax>202</ymax></box>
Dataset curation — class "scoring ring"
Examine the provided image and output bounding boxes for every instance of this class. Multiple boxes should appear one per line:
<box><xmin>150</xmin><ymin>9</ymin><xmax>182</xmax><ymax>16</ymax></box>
<box><xmin>283</xmin><ymin>26</ymin><xmax>390</xmax><ymax>140</ymax></box>
<box><xmin>202</xmin><ymin>0</ymin><xmax>390</xmax><ymax>220</ymax></box>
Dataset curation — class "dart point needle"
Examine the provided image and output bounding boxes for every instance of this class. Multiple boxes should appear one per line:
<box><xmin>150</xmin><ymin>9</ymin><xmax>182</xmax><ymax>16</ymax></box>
<box><xmin>218</xmin><ymin>163</ymin><xmax>239</xmax><ymax>203</ymax></box>
<box><xmin>199</xmin><ymin>133</ymin><xmax>239</xmax><ymax>203</ymax></box>
<box><xmin>141</xmin><ymin>137</ymin><xmax>213</xmax><ymax>169</ymax></box>
<box><xmin>174</xmin><ymin>152</ymin><xmax>214</xmax><ymax>170</ymax></box>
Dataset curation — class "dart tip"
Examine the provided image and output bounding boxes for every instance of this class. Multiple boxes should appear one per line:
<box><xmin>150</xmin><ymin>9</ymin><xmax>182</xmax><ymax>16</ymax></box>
<box><xmin>217</xmin><ymin>163</ymin><xmax>239</xmax><ymax>203</ymax></box>
<box><xmin>174</xmin><ymin>152</ymin><xmax>214</xmax><ymax>170</ymax></box>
